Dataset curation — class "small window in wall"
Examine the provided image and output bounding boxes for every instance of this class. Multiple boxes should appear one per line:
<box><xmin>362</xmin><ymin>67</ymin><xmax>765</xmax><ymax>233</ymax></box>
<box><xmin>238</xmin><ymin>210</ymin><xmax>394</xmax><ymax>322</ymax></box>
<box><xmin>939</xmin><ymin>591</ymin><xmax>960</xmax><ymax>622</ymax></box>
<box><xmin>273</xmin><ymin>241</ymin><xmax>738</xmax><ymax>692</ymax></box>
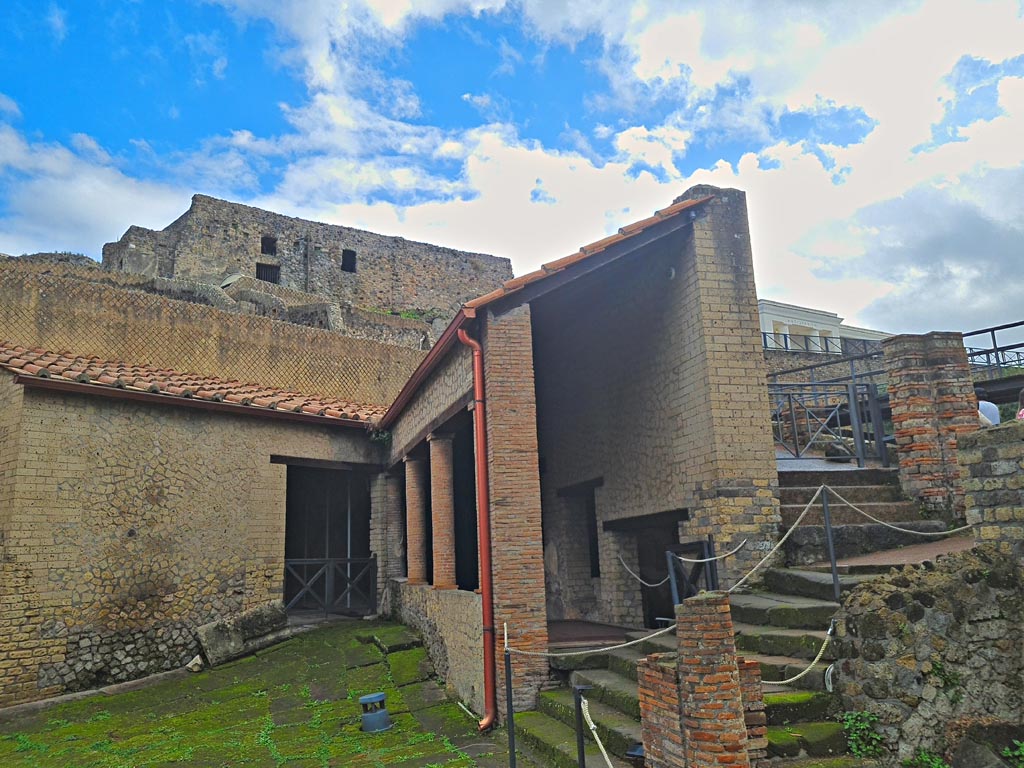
<box><xmin>584</xmin><ymin>491</ymin><xmax>600</xmax><ymax>578</ymax></box>
<box><xmin>261</xmin><ymin>235</ymin><xmax>277</xmax><ymax>256</ymax></box>
<box><xmin>256</xmin><ymin>263</ymin><xmax>281</xmax><ymax>284</ymax></box>
<box><xmin>342</xmin><ymin>249</ymin><xmax>357</xmax><ymax>273</ymax></box>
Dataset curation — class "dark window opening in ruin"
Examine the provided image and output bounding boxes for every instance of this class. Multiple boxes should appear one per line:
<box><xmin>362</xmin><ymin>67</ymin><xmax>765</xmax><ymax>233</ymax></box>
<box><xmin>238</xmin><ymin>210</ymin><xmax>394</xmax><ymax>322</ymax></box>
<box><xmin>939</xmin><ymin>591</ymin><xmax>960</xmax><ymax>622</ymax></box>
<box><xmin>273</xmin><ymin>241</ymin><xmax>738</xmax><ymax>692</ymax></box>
<box><xmin>256</xmin><ymin>263</ymin><xmax>280</xmax><ymax>284</ymax></box>
<box><xmin>453</xmin><ymin>419</ymin><xmax>479</xmax><ymax>592</ymax></box>
<box><xmin>584</xmin><ymin>491</ymin><xmax>601</xmax><ymax>578</ymax></box>
<box><xmin>342</xmin><ymin>249</ymin><xmax>357</xmax><ymax>273</ymax></box>
<box><xmin>284</xmin><ymin>466</ymin><xmax>373</xmax><ymax>616</ymax></box>
<box><xmin>261</xmin><ymin>235</ymin><xmax>277</xmax><ymax>256</ymax></box>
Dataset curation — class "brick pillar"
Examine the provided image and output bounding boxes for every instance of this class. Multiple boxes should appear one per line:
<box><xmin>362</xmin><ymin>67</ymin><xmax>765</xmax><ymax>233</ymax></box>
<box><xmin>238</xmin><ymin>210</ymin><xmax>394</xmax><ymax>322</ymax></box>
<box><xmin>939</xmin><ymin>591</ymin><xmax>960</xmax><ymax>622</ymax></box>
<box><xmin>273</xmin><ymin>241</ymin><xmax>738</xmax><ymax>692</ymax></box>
<box><xmin>482</xmin><ymin>303</ymin><xmax>549</xmax><ymax>713</ymax></box>
<box><xmin>738</xmin><ymin>659</ymin><xmax>768</xmax><ymax>765</ymax></box>
<box><xmin>385</xmin><ymin>473</ymin><xmax>405</xmax><ymax>579</ymax></box>
<box><xmin>638</xmin><ymin>654</ymin><xmax>685</xmax><ymax>768</ymax></box>
<box><xmin>958</xmin><ymin>424</ymin><xmax>1024</xmax><ymax>556</ymax></box>
<box><xmin>404</xmin><ymin>456</ymin><xmax>429</xmax><ymax>585</ymax></box>
<box><xmin>428</xmin><ymin>433</ymin><xmax>456</xmax><ymax>589</ymax></box>
<box><xmin>882</xmin><ymin>332</ymin><xmax>978</xmax><ymax>516</ymax></box>
<box><xmin>671</xmin><ymin>186</ymin><xmax>780</xmax><ymax>586</ymax></box>
<box><xmin>677</xmin><ymin>592</ymin><xmax>750</xmax><ymax>768</ymax></box>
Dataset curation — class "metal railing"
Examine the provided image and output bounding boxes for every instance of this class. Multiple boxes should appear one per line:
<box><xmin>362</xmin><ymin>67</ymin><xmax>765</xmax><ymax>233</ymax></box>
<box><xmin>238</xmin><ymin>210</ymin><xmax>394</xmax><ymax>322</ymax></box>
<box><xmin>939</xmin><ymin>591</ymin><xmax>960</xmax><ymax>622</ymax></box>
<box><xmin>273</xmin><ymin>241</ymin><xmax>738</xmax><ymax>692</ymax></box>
<box><xmin>762</xmin><ymin>332</ymin><xmax>883</xmax><ymax>356</ymax></box>
<box><xmin>284</xmin><ymin>556</ymin><xmax>377</xmax><ymax>616</ymax></box>
<box><xmin>963</xmin><ymin>319</ymin><xmax>1024</xmax><ymax>378</ymax></box>
<box><xmin>769</xmin><ymin>380</ymin><xmax>890</xmax><ymax>467</ymax></box>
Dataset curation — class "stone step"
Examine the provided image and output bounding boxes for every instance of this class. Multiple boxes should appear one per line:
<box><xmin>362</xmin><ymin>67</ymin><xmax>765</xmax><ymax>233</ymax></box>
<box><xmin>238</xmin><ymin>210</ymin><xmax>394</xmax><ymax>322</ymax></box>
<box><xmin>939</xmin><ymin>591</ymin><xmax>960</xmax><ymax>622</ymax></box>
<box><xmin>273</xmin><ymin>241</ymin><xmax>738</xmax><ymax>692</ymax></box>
<box><xmin>779</xmin><ymin>484</ymin><xmax>905</xmax><ymax>505</ymax></box>
<box><xmin>513</xmin><ymin>710</ymin><xmax>632</xmax><ymax>768</ymax></box>
<box><xmin>733</xmin><ymin>623</ymin><xmax>837</xmax><ymax>662</ymax></box>
<box><xmin>745</xmin><ymin>653</ymin><xmax>831</xmax><ymax>692</ymax></box>
<box><xmin>538</xmin><ymin>689</ymin><xmax>643</xmax><ymax>760</ymax></box>
<box><xmin>783</xmin><ymin>521</ymin><xmax>949</xmax><ymax>566</ymax></box>
<box><xmin>780</xmin><ymin>500</ymin><xmax>921</xmax><ymax>527</ymax></box>
<box><xmin>778</xmin><ymin>469</ymin><xmax>900</xmax><ymax>489</ymax></box>
<box><xmin>624</xmin><ymin>630</ymin><xmax>675</xmax><ymax>658</ymax></box>
<box><xmin>764</xmin><ymin>690</ymin><xmax>838</xmax><ymax>726</ymax></box>
<box><xmin>767</xmin><ymin>721</ymin><xmax>847</xmax><ymax>759</ymax></box>
<box><xmin>730</xmin><ymin>592</ymin><xmax>840</xmax><ymax>630</ymax></box>
<box><xmin>605</xmin><ymin>647</ymin><xmax>645</xmax><ymax>681</ymax></box>
<box><xmin>569</xmin><ymin>669</ymin><xmax>641</xmax><ymax>720</ymax></box>
<box><xmin>763</xmin><ymin>568</ymin><xmax>876</xmax><ymax>602</ymax></box>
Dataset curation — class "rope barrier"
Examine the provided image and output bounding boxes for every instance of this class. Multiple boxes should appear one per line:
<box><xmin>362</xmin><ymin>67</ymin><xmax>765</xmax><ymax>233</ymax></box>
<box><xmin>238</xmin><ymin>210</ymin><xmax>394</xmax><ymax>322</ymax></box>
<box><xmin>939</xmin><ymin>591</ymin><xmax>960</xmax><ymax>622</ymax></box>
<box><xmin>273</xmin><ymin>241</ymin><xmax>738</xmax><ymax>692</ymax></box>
<box><xmin>617</xmin><ymin>556</ymin><xmax>670</xmax><ymax>588</ymax></box>
<box><xmin>823</xmin><ymin>485</ymin><xmax>977</xmax><ymax>536</ymax></box>
<box><xmin>581</xmin><ymin>695</ymin><xmax>615</xmax><ymax>768</ymax></box>
<box><xmin>762</xmin><ymin>620</ymin><xmax>836</xmax><ymax>687</ymax></box>
<box><xmin>673</xmin><ymin>538</ymin><xmax>748</xmax><ymax>563</ymax></box>
<box><xmin>505</xmin><ymin>622</ymin><xmax>676</xmax><ymax>658</ymax></box>
<box><xmin>728</xmin><ymin>485</ymin><xmax>823</xmax><ymax>593</ymax></box>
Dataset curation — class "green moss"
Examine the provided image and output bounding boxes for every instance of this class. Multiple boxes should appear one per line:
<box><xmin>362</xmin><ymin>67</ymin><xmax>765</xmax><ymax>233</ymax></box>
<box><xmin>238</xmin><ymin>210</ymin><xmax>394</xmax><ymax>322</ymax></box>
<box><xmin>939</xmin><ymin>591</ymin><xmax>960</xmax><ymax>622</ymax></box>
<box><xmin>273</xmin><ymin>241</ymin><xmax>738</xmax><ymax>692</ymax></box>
<box><xmin>0</xmin><ymin>621</ymin><xmax>498</xmax><ymax>767</ymax></box>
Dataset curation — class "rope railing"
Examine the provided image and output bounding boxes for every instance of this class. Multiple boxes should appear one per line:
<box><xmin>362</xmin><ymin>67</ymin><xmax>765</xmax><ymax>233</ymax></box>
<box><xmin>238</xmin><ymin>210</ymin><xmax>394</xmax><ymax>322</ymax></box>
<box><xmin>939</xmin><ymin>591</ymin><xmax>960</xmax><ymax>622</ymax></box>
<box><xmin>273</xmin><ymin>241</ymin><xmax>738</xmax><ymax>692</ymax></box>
<box><xmin>580</xmin><ymin>695</ymin><xmax>615</xmax><ymax>768</ymax></box>
<box><xmin>823</xmin><ymin>485</ymin><xmax>977</xmax><ymax>536</ymax></box>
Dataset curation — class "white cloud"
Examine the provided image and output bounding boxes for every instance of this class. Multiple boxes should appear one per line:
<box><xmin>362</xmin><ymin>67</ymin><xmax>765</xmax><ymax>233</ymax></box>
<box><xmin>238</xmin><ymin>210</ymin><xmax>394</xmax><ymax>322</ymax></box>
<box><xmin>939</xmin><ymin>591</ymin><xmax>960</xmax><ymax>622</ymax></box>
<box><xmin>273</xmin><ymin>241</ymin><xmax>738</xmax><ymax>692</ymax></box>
<box><xmin>0</xmin><ymin>94</ymin><xmax>21</xmax><ymax>118</ymax></box>
<box><xmin>46</xmin><ymin>4</ymin><xmax>67</xmax><ymax>44</ymax></box>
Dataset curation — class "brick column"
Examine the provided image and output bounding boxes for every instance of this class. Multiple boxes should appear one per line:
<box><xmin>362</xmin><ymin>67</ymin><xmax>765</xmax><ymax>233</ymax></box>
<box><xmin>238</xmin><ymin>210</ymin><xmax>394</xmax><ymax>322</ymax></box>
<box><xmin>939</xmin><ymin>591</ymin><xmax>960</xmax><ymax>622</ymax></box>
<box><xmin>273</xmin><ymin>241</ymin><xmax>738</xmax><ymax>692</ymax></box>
<box><xmin>385</xmin><ymin>473</ymin><xmax>405</xmax><ymax>579</ymax></box>
<box><xmin>482</xmin><ymin>303</ymin><xmax>549</xmax><ymax>713</ymax></box>
<box><xmin>404</xmin><ymin>456</ymin><xmax>429</xmax><ymax>585</ymax></box>
<box><xmin>677</xmin><ymin>592</ymin><xmax>750</xmax><ymax>768</ymax></box>
<box><xmin>739</xmin><ymin>659</ymin><xmax>768</xmax><ymax>765</ymax></box>
<box><xmin>882</xmin><ymin>332</ymin><xmax>978</xmax><ymax>516</ymax></box>
<box><xmin>428</xmin><ymin>433</ymin><xmax>456</xmax><ymax>589</ymax></box>
<box><xmin>638</xmin><ymin>654</ymin><xmax>685</xmax><ymax>768</ymax></box>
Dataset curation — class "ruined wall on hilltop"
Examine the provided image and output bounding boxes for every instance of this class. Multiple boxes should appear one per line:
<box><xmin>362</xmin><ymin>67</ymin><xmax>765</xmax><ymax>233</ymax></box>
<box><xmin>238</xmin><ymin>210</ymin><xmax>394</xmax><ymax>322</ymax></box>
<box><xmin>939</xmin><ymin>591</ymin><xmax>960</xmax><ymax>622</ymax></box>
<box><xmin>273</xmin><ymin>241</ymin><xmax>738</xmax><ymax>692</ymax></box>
<box><xmin>103</xmin><ymin>194</ymin><xmax>513</xmax><ymax>318</ymax></box>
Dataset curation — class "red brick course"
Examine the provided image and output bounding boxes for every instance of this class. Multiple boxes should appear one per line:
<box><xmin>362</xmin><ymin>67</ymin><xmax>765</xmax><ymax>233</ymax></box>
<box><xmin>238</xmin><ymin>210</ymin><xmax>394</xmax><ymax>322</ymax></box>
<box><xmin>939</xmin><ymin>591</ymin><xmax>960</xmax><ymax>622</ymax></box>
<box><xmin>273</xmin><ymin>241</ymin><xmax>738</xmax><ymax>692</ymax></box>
<box><xmin>429</xmin><ymin>433</ymin><xmax>457</xmax><ymax>588</ymax></box>
<box><xmin>404</xmin><ymin>456</ymin><xmax>429</xmax><ymax>584</ymax></box>
<box><xmin>481</xmin><ymin>304</ymin><xmax>549</xmax><ymax>713</ymax></box>
<box><xmin>882</xmin><ymin>332</ymin><xmax>978</xmax><ymax>516</ymax></box>
<box><xmin>638</xmin><ymin>592</ymin><xmax>766</xmax><ymax>768</ymax></box>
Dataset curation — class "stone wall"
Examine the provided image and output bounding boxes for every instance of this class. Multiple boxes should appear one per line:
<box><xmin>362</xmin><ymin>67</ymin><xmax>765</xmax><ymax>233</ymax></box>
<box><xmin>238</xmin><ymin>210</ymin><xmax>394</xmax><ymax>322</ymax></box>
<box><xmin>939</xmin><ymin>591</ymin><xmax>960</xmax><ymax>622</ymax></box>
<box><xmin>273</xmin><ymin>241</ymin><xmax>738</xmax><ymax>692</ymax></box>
<box><xmin>882</xmin><ymin>332</ymin><xmax>978</xmax><ymax>516</ymax></box>
<box><xmin>391</xmin><ymin>581</ymin><xmax>484</xmax><ymax>714</ymax></box>
<box><xmin>0</xmin><ymin>265</ymin><xmax>424</xmax><ymax>405</ymax></box>
<box><xmin>103</xmin><ymin>194</ymin><xmax>513</xmax><ymax>318</ymax></box>
<box><xmin>835</xmin><ymin>544</ymin><xmax>1024</xmax><ymax>765</ymax></box>
<box><xmin>532</xmin><ymin>188</ymin><xmax>779</xmax><ymax>628</ymax></box>
<box><xmin>0</xmin><ymin>383</ymin><xmax>383</xmax><ymax>707</ymax></box>
<box><xmin>764</xmin><ymin>349</ymin><xmax>887</xmax><ymax>384</ymax></box>
<box><xmin>958</xmin><ymin>420</ymin><xmax>1024</xmax><ymax>555</ymax></box>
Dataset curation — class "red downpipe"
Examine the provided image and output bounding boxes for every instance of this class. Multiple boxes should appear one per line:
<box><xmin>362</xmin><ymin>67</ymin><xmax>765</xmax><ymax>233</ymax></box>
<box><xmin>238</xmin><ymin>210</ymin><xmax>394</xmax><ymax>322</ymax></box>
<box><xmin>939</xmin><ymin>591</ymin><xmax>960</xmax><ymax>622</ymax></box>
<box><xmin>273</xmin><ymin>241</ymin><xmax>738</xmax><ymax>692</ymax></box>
<box><xmin>457</xmin><ymin>327</ymin><xmax>497</xmax><ymax>732</ymax></box>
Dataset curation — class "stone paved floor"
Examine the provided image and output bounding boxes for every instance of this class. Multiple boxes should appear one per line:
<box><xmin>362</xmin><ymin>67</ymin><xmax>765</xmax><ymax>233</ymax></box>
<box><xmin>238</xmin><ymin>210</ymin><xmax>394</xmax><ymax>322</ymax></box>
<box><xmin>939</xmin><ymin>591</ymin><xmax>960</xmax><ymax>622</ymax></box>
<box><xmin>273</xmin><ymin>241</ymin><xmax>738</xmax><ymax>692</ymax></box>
<box><xmin>0</xmin><ymin>620</ymin><xmax>515</xmax><ymax>767</ymax></box>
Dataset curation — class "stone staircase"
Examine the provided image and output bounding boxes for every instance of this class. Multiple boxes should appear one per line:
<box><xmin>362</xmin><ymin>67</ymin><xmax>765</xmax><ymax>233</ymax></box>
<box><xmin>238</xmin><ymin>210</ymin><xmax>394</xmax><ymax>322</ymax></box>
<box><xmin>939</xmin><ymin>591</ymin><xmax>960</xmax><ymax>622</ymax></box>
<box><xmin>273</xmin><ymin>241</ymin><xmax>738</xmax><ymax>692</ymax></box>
<box><xmin>512</xmin><ymin>468</ymin><xmax>928</xmax><ymax>766</ymax></box>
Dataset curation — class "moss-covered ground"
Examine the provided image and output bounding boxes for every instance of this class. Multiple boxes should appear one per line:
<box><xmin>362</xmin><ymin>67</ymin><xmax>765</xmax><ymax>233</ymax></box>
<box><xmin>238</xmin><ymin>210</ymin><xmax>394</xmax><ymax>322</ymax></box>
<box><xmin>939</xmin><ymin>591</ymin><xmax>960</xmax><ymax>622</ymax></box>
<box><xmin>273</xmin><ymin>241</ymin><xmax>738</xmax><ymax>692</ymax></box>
<box><xmin>0</xmin><ymin>620</ymin><xmax>512</xmax><ymax>767</ymax></box>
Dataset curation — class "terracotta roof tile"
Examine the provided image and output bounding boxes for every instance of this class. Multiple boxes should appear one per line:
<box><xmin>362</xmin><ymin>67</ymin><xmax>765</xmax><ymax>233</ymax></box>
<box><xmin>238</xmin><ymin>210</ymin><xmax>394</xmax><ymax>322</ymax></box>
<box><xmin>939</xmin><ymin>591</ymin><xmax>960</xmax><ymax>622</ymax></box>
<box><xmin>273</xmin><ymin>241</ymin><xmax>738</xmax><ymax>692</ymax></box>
<box><xmin>0</xmin><ymin>341</ymin><xmax>386</xmax><ymax>426</ymax></box>
<box><xmin>460</xmin><ymin>195</ymin><xmax>713</xmax><ymax>314</ymax></box>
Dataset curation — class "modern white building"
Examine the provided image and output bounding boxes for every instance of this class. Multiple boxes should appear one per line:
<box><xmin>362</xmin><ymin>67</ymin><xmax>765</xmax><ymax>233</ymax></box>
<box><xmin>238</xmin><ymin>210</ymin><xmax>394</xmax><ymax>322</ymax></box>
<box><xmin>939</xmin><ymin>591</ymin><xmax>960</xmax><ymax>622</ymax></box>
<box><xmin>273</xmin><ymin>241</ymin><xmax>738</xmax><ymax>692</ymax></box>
<box><xmin>757</xmin><ymin>299</ymin><xmax>890</xmax><ymax>354</ymax></box>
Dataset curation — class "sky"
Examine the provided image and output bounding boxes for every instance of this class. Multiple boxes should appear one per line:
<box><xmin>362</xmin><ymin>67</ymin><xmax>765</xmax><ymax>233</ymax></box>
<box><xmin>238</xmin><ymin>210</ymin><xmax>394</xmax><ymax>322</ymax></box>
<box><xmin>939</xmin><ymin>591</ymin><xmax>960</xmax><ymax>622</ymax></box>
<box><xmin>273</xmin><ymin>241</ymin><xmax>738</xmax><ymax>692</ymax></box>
<box><xmin>1</xmin><ymin>1</ymin><xmax>1023</xmax><ymax>334</ymax></box>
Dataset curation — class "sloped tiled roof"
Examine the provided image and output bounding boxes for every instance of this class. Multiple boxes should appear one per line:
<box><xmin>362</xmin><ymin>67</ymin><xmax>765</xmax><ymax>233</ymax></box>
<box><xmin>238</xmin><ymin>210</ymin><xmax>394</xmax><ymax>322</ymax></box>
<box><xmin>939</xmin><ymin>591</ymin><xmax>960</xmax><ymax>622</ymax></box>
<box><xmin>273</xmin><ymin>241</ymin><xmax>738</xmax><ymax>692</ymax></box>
<box><xmin>460</xmin><ymin>195</ymin><xmax>712</xmax><ymax>313</ymax></box>
<box><xmin>0</xmin><ymin>342</ymin><xmax>385</xmax><ymax>426</ymax></box>
<box><xmin>380</xmin><ymin>194</ymin><xmax>714</xmax><ymax>427</ymax></box>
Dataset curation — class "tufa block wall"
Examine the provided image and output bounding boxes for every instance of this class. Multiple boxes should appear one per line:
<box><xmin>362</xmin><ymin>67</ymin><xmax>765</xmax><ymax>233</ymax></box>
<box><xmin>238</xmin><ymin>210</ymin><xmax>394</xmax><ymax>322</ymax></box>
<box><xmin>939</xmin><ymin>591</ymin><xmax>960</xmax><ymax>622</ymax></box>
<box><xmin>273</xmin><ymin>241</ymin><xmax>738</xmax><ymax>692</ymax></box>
<box><xmin>0</xmin><ymin>385</ymin><xmax>381</xmax><ymax>707</ymax></box>
<box><xmin>958</xmin><ymin>420</ymin><xmax>1024</xmax><ymax>555</ymax></box>
<box><xmin>533</xmin><ymin>188</ymin><xmax>779</xmax><ymax>628</ymax></box>
<box><xmin>103</xmin><ymin>194</ymin><xmax>513</xmax><ymax>317</ymax></box>
<box><xmin>0</xmin><ymin>266</ymin><xmax>424</xmax><ymax>405</ymax></box>
<box><xmin>882</xmin><ymin>332</ymin><xmax>978</xmax><ymax>516</ymax></box>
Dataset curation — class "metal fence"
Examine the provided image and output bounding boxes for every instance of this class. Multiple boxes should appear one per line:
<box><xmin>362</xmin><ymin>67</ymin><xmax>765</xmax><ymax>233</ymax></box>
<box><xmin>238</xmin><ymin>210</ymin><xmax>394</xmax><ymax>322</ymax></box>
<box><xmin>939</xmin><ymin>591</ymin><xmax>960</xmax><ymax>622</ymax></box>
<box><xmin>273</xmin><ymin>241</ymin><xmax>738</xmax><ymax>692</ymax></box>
<box><xmin>762</xmin><ymin>332</ymin><xmax>883</xmax><ymax>356</ymax></box>
<box><xmin>284</xmin><ymin>556</ymin><xmax>377</xmax><ymax>616</ymax></box>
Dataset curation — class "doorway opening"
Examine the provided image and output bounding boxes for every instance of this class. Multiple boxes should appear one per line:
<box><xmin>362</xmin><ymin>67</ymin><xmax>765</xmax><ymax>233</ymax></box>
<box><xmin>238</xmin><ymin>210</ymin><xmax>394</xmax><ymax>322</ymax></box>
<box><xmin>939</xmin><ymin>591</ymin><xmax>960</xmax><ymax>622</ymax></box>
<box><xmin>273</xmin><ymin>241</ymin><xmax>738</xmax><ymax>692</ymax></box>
<box><xmin>284</xmin><ymin>465</ymin><xmax>375</xmax><ymax>616</ymax></box>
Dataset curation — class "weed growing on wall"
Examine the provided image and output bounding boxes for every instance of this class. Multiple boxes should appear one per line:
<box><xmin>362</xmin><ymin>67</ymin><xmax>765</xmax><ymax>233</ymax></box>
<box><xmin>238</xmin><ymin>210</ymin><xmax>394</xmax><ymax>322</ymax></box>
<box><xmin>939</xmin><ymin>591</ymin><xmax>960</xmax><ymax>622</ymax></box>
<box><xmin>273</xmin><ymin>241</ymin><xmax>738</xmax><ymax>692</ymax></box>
<box><xmin>840</xmin><ymin>711</ymin><xmax>884</xmax><ymax>758</ymax></box>
<box><xmin>1003</xmin><ymin>739</ymin><xmax>1024</xmax><ymax>768</ymax></box>
<box><xmin>901</xmin><ymin>749</ymin><xmax>950</xmax><ymax>768</ymax></box>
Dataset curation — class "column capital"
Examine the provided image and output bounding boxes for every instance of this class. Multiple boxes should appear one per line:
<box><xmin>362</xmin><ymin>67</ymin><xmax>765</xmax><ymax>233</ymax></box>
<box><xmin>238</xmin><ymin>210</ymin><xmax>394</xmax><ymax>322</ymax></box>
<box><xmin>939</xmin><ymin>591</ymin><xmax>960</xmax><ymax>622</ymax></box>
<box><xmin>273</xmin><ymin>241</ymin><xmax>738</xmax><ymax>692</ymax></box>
<box><xmin>427</xmin><ymin>431</ymin><xmax>454</xmax><ymax>443</ymax></box>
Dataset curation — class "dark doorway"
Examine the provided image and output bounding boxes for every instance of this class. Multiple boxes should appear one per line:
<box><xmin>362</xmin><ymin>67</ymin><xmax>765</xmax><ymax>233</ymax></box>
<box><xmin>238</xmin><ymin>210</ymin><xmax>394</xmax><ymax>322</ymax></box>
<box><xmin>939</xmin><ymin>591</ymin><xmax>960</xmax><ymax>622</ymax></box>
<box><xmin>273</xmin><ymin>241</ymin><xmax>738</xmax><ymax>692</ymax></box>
<box><xmin>636</xmin><ymin>523</ymin><xmax>679</xmax><ymax>628</ymax></box>
<box><xmin>452</xmin><ymin>420</ymin><xmax>478</xmax><ymax>591</ymax></box>
<box><xmin>284</xmin><ymin>466</ymin><xmax>375</xmax><ymax>615</ymax></box>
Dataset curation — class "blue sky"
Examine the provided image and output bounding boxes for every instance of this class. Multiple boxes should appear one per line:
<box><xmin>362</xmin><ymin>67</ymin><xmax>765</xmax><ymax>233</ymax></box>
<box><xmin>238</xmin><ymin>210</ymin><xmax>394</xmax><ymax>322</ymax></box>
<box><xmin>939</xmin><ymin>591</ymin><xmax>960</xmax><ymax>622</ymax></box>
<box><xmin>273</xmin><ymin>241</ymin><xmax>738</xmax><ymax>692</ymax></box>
<box><xmin>2</xmin><ymin>0</ymin><xmax>1024</xmax><ymax>333</ymax></box>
